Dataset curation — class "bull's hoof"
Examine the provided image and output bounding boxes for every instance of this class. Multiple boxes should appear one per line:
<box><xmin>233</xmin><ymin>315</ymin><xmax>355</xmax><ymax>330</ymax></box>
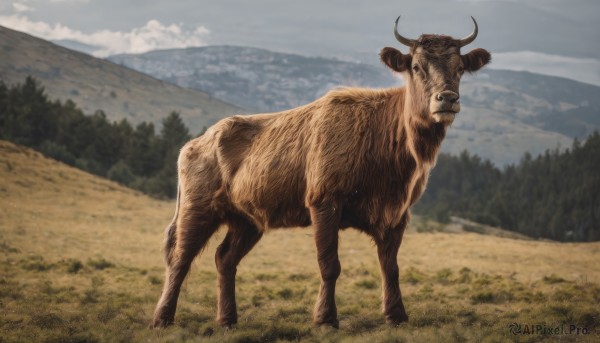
<box><xmin>314</xmin><ymin>319</ymin><xmax>339</xmax><ymax>329</ymax></box>
<box><xmin>386</xmin><ymin>313</ymin><xmax>409</xmax><ymax>326</ymax></box>
<box><xmin>150</xmin><ymin>317</ymin><xmax>174</xmax><ymax>329</ymax></box>
<box><xmin>217</xmin><ymin>317</ymin><xmax>237</xmax><ymax>329</ymax></box>
<box><xmin>220</xmin><ymin>323</ymin><xmax>237</xmax><ymax>330</ymax></box>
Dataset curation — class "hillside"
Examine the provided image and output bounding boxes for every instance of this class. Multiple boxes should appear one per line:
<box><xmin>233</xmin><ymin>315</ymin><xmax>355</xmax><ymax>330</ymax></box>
<box><xmin>1</xmin><ymin>139</ymin><xmax>598</xmax><ymax>342</ymax></box>
<box><xmin>0</xmin><ymin>140</ymin><xmax>170</xmax><ymax>264</ymax></box>
<box><xmin>0</xmin><ymin>26</ymin><xmax>242</xmax><ymax>134</ymax></box>
<box><xmin>109</xmin><ymin>46</ymin><xmax>600</xmax><ymax>166</ymax></box>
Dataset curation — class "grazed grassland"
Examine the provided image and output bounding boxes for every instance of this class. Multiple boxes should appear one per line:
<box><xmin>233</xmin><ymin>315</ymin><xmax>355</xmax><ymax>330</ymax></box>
<box><xmin>0</xmin><ymin>140</ymin><xmax>598</xmax><ymax>342</ymax></box>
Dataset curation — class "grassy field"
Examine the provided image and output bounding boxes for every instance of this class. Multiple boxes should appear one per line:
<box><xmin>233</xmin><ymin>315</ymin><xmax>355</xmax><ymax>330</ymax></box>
<box><xmin>1</xmin><ymin>139</ymin><xmax>598</xmax><ymax>342</ymax></box>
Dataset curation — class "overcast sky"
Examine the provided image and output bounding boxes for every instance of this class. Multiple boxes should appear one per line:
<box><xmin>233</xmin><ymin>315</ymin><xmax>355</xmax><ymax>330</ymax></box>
<box><xmin>1</xmin><ymin>0</ymin><xmax>600</xmax><ymax>85</ymax></box>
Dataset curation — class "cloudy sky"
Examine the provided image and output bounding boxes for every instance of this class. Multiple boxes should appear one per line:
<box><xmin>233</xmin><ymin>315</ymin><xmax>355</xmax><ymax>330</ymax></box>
<box><xmin>1</xmin><ymin>0</ymin><xmax>600</xmax><ymax>85</ymax></box>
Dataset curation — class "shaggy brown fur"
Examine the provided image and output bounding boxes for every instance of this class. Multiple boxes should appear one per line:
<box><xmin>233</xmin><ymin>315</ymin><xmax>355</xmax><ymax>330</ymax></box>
<box><xmin>152</xmin><ymin>24</ymin><xmax>491</xmax><ymax>329</ymax></box>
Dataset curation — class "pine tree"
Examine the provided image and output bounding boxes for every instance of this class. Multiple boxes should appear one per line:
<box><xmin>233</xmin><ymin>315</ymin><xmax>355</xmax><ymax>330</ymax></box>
<box><xmin>126</xmin><ymin>122</ymin><xmax>162</xmax><ymax>177</ymax></box>
<box><xmin>161</xmin><ymin>111</ymin><xmax>191</xmax><ymax>149</ymax></box>
<box><xmin>156</xmin><ymin>111</ymin><xmax>192</xmax><ymax>198</ymax></box>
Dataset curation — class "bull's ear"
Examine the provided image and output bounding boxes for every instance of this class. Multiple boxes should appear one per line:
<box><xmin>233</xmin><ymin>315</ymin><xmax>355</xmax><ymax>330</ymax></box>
<box><xmin>462</xmin><ymin>48</ymin><xmax>491</xmax><ymax>72</ymax></box>
<box><xmin>380</xmin><ymin>47</ymin><xmax>412</xmax><ymax>72</ymax></box>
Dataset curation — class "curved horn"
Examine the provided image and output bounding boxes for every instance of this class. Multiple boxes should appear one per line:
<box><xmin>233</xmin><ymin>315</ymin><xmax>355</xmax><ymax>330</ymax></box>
<box><xmin>393</xmin><ymin>16</ymin><xmax>418</xmax><ymax>47</ymax></box>
<box><xmin>458</xmin><ymin>16</ymin><xmax>479</xmax><ymax>47</ymax></box>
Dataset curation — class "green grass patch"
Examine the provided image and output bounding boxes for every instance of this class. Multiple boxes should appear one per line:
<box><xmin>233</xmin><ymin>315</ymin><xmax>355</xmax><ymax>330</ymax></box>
<box><xmin>87</xmin><ymin>257</ymin><xmax>115</xmax><ymax>270</ymax></box>
<box><xmin>30</xmin><ymin>313</ymin><xmax>65</xmax><ymax>330</ymax></box>
<box><xmin>470</xmin><ymin>288</ymin><xmax>514</xmax><ymax>304</ymax></box>
<box><xmin>66</xmin><ymin>259</ymin><xmax>84</xmax><ymax>274</ymax></box>
<box><xmin>288</xmin><ymin>273</ymin><xmax>312</xmax><ymax>281</ymax></box>
<box><xmin>0</xmin><ymin>241</ymin><xmax>20</xmax><ymax>253</ymax></box>
<box><xmin>20</xmin><ymin>255</ymin><xmax>53</xmax><ymax>271</ymax></box>
<box><xmin>277</xmin><ymin>287</ymin><xmax>294</xmax><ymax>299</ymax></box>
<box><xmin>255</xmin><ymin>273</ymin><xmax>278</xmax><ymax>281</ymax></box>
<box><xmin>147</xmin><ymin>275</ymin><xmax>162</xmax><ymax>285</ymax></box>
<box><xmin>402</xmin><ymin>266</ymin><xmax>427</xmax><ymax>284</ymax></box>
<box><xmin>543</xmin><ymin>273</ymin><xmax>567</xmax><ymax>284</ymax></box>
<box><xmin>435</xmin><ymin>268</ymin><xmax>453</xmax><ymax>284</ymax></box>
<box><xmin>354</xmin><ymin>279</ymin><xmax>378</xmax><ymax>289</ymax></box>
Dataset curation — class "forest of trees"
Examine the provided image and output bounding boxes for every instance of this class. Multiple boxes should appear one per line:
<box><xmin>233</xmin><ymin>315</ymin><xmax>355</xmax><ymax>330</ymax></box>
<box><xmin>0</xmin><ymin>76</ymin><xmax>192</xmax><ymax>198</ymax></box>
<box><xmin>414</xmin><ymin>138</ymin><xmax>600</xmax><ymax>242</ymax></box>
<box><xmin>1</xmin><ymin>77</ymin><xmax>598</xmax><ymax>242</ymax></box>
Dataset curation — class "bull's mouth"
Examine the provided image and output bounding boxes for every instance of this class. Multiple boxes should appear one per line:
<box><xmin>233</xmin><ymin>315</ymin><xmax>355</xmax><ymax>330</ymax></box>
<box><xmin>433</xmin><ymin>111</ymin><xmax>457</xmax><ymax>116</ymax></box>
<box><xmin>431</xmin><ymin>111</ymin><xmax>457</xmax><ymax>123</ymax></box>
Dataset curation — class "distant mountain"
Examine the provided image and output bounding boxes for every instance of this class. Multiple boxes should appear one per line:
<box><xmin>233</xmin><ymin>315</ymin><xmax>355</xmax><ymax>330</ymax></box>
<box><xmin>0</xmin><ymin>26</ymin><xmax>242</xmax><ymax>134</ymax></box>
<box><xmin>110</xmin><ymin>46</ymin><xmax>396</xmax><ymax>113</ymax></box>
<box><xmin>450</xmin><ymin>69</ymin><xmax>600</xmax><ymax>164</ymax></box>
<box><xmin>469</xmin><ymin>69</ymin><xmax>600</xmax><ymax>138</ymax></box>
<box><xmin>109</xmin><ymin>46</ymin><xmax>600</xmax><ymax>166</ymax></box>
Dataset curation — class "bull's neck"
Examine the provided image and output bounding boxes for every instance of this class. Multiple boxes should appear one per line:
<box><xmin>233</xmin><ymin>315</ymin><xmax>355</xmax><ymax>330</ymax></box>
<box><xmin>399</xmin><ymin>85</ymin><xmax>448</xmax><ymax>163</ymax></box>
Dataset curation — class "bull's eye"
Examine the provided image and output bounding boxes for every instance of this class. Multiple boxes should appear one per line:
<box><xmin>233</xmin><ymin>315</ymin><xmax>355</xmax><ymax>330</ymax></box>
<box><xmin>412</xmin><ymin>64</ymin><xmax>420</xmax><ymax>73</ymax></box>
<box><xmin>458</xmin><ymin>66</ymin><xmax>464</xmax><ymax>74</ymax></box>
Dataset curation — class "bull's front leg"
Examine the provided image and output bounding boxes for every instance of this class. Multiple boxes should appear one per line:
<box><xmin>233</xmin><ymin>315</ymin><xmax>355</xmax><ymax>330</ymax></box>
<box><xmin>375</xmin><ymin>214</ymin><xmax>409</xmax><ymax>325</ymax></box>
<box><xmin>310</xmin><ymin>202</ymin><xmax>342</xmax><ymax>328</ymax></box>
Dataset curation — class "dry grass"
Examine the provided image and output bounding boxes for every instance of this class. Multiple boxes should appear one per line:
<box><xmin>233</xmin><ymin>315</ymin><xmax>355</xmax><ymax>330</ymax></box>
<box><xmin>1</xmin><ymin>140</ymin><xmax>598</xmax><ymax>342</ymax></box>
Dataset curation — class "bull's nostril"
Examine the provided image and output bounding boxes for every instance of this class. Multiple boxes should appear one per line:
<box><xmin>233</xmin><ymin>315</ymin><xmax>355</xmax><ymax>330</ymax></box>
<box><xmin>437</xmin><ymin>91</ymin><xmax>459</xmax><ymax>103</ymax></box>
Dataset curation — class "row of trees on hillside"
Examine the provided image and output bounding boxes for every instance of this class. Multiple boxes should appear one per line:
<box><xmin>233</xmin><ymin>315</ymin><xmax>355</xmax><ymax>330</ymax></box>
<box><xmin>0</xmin><ymin>76</ymin><xmax>192</xmax><ymax>198</ymax></box>
<box><xmin>414</xmin><ymin>136</ymin><xmax>600</xmax><ymax>242</ymax></box>
<box><xmin>1</xmin><ymin>77</ymin><xmax>598</xmax><ymax>241</ymax></box>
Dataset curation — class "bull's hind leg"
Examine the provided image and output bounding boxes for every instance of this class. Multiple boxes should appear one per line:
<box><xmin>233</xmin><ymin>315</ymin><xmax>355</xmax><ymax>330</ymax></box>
<box><xmin>151</xmin><ymin>206</ymin><xmax>219</xmax><ymax>328</ymax></box>
<box><xmin>375</xmin><ymin>214</ymin><xmax>409</xmax><ymax>325</ymax></box>
<box><xmin>310</xmin><ymin>202</ymin><xmax>342</xmax><ymax>328</ymax></box>
<box><xmin>215</xmin><ymin>215</ymin><xmax>263</xmax><ymax>327</ymax></box>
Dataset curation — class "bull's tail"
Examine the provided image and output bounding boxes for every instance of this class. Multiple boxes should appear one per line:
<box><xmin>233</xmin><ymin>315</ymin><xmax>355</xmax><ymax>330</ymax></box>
<box><xmin>163</xmin><ymin>182</ymin><xmax>180</xmax><ymax>266</ymax></box>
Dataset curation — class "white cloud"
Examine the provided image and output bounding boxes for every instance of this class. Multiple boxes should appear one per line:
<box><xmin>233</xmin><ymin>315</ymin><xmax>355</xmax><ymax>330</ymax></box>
<box><xmin>0</xmin><ymin>15</ymin><xmax>210</xmax><ymax>57</ymax></box>
<box><xmin>12</xmin><ymin>2</ymin><xmax>33</xmax><ymax>13</ymax></box>
<box><xmin>490</xmin><ymin>51</ymin><xmax>600</xmax><ymax>86</ymax></box>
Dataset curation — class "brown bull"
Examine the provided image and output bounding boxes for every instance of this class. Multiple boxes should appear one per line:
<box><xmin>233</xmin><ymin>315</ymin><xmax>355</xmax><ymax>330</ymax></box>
<box><xmin>152</xmin><ymin>16</ymin><xmax>491</xmax><ymax>328</ymax></box>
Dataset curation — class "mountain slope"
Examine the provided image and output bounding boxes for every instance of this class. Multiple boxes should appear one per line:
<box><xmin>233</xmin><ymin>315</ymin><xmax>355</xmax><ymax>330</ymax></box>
<box><xmin>110</xmin><ymin>46</ymin><xmax>600</xmax><ymax>165</ymax></box>
<box><xmin>0</xmin><ymin>26</ymin><xmax>242</xmax><ymax>134</ymax></box>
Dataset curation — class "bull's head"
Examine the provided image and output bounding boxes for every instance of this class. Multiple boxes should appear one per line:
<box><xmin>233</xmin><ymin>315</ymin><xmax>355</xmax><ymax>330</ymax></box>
<box><xmin>380</xmin><ymin>16</ymin><xmax>491</xmax><ymax>124</ymax></box>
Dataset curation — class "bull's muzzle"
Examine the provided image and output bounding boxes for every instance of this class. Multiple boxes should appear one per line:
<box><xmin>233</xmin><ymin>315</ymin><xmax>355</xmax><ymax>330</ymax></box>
<box><xmin>431</xmin><ymin>90</ymin><xmax>460</xmax><ymax>123</ymax></box>
<box><xmin>436</xmin><ymin>91</ymin><xmax>459</xmax><ymax>104</ymax></box>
